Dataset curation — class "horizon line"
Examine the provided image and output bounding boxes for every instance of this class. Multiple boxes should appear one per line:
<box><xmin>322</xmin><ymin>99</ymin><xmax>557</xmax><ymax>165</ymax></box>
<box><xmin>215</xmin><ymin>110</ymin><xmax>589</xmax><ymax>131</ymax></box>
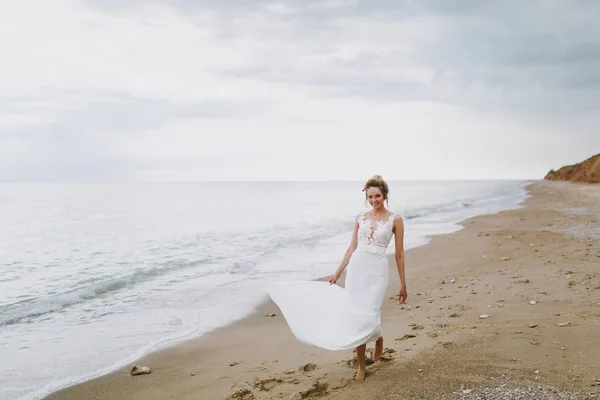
<box><xmin>0</xmin><ymin>178</ymin><xmax>540</xmax><ymax>184</ymax></box>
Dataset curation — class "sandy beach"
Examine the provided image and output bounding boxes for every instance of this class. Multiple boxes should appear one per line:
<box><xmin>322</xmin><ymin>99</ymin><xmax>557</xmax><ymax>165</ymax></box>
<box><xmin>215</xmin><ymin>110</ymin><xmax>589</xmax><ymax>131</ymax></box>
<box><xmin>45</xmin><ymin>180</ymin><xmax>600</xmax><ymax>400</ymax></box>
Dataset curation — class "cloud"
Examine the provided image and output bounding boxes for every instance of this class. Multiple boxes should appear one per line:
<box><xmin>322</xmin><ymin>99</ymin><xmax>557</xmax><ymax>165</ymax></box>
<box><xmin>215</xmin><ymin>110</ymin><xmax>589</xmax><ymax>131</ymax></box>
<box><xmin>215</xmin><ymin>1</ymin><xmax>600</xmax><ymax>112</ymax></box>
<box><xmin>1</xmin><ymin>0</ymin><xmax>599</xmax><ymax>181</ymax></box>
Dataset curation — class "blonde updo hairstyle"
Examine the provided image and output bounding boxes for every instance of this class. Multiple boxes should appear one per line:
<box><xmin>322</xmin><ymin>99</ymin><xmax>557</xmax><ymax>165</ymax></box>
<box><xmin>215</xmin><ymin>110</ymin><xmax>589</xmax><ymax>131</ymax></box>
<box><xmin>362</xmin><ymin>175</ymin><xmax>389</xmax><ymax>206</ymax></box>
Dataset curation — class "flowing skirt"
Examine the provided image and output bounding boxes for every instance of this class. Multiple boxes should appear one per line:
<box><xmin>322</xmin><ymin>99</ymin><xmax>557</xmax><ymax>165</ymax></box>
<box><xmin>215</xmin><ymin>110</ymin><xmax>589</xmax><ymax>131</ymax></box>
<box><xmin>268</xmin><ymin>245</ymin><xmax>389</xmax><ymax>350</ymax></box>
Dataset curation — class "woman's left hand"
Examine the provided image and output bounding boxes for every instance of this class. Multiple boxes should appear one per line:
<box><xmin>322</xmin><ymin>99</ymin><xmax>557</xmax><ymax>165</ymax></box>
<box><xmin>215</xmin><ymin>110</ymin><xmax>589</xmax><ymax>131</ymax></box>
<box><xmin>398</xmin><ymin>287</ymin><xmax>408</xmax><ymax>305</ymax></box>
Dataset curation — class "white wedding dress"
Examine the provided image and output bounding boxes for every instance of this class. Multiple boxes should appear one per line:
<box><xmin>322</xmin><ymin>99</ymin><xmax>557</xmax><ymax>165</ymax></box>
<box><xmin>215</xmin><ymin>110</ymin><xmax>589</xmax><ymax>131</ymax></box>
<box><xmin>268</xmin><ymin>212</ymin><xmax>395</xmax><ymax>350</ymax></box>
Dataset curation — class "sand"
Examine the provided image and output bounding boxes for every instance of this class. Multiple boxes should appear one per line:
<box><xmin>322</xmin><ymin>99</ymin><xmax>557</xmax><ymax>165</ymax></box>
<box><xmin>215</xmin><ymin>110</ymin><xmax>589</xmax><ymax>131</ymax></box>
<box><xmin>45</xmin><ymin>181</ymin><xmax>600</xmax><ymax>400</ymax></box>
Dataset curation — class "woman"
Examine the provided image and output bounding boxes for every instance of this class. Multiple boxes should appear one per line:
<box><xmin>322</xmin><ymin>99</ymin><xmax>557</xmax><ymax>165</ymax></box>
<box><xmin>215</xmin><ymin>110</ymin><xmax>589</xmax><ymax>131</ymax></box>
<box><xmin>268</xmin><ymin>175</ymin><xmax>407</xmax><ymax>381</ymax></box>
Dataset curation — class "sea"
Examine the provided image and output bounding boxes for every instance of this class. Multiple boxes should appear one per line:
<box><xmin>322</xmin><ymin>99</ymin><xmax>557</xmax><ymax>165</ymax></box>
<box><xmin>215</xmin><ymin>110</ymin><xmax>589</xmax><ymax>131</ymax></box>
<box><xmin>0</xmin><ymin>180</ymin><xmax>531</xmax><ymax>399</ymax></box>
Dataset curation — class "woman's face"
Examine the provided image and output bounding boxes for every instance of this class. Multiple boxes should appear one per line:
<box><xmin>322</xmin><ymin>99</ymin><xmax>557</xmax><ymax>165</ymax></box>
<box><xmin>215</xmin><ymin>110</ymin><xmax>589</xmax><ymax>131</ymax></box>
<box><xmin>366</xmin><ymin>187</ymin><xmax>385</xmax><ymax>211</ymax></box>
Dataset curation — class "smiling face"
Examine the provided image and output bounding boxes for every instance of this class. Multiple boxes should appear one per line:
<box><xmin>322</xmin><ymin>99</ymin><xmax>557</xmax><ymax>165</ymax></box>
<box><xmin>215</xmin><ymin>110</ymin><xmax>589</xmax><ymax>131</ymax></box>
<box><xmin>366</xmin><ymin>187</ymin><xmax>385</xmax><ymax>211</ymax></box>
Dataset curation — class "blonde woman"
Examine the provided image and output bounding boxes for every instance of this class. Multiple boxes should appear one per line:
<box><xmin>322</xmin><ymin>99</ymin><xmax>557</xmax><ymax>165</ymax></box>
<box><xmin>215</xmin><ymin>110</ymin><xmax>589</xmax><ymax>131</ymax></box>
<box><xmin>269</xmin><ymin>175</ymin><xmax>407</xmax><ymax>381</ymax></box>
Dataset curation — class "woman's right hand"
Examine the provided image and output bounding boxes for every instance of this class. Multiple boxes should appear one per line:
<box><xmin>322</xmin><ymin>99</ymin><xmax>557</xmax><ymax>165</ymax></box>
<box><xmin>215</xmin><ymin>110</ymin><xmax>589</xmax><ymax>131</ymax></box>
<box><xmin>328</xmin><ymin>272</ymin><xmax>340</xmax><ymax>285</ymax></box>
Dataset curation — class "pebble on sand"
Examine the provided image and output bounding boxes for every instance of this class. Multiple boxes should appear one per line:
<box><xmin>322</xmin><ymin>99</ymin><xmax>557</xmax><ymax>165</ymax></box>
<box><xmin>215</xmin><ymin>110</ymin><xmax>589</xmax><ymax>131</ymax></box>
<box><xmin>131</xmin><ymin>365</ymin><xmax>151</xmax><ymax>376</ymax></box>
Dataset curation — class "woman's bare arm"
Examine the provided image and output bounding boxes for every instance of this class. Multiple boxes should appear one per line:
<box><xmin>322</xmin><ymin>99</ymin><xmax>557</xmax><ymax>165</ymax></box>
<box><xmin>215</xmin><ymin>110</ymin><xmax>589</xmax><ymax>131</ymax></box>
<box><xmin>394</xmin><ymin>215</ymin><xmax>407</xmax><ymax>303</ymax></box>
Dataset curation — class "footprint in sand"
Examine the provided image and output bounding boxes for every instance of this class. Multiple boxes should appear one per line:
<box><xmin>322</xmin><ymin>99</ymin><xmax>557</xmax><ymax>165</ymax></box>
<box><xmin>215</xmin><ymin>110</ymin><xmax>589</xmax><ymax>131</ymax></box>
<box><xmin>226</xmin><ymin>388</ymin><xmax>255</xmax><ymax>400</ymax></box>
<box><xmin>344</xmin><ymin>356</ymin><xmax>374</xmax><ymax>368</ymax></box>
<box><xmin>378</xmin><ymin>348</ymin><xmax>396</xmax><ymax>361</ymax></box>
<box><xmin>253</xmin><ymin>377</ymin><xmax>282</xmax><ymax>392</ymax></box>
<box><xmin>395</xmin><ymin>334</ymin><xmax>417</xmax><ymax>341</ymax></box>
<box><xmin>290</xmin><ymin>380</ymin><xmax>329</xmax><ymax>400</ymax></box>
<box><xmin>300</xmin><ymin>363</ymin><xmax>317</xmax><ymax>372</ymax></box>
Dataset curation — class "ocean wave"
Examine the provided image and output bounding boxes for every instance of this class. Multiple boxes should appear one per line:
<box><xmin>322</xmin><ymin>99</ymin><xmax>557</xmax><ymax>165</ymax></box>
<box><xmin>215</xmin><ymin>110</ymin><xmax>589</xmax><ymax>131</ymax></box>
<box><xmin>402</xmin><ymin>198</ymin><xmax>476</xmax><ymax>220</ymax></box>
<box><xmin>1</xmin><ymin>185</ymin><xmax>523</xmax><ymax>327</ymax></box>
<box><xmin>0</xmin><ymin>258</ymin><xmax>214</xmax><ymax>326</ymax></box>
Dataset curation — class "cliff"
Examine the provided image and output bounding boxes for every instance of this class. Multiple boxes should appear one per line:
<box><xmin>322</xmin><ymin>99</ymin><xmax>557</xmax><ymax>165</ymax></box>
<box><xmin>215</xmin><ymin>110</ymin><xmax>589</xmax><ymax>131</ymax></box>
<box><xmin>544</xmin><ymin>153</ymin><xmax>600</xmax><ymax>183</ymax></box>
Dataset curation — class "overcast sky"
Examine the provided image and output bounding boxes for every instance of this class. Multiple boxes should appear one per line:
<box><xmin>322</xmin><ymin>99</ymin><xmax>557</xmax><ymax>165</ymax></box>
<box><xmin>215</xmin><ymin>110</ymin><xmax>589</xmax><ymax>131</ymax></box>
<box><xmin>1</xmin><ymin>0</ymin><xmax>599</xmax><ymax>181</ymax></box>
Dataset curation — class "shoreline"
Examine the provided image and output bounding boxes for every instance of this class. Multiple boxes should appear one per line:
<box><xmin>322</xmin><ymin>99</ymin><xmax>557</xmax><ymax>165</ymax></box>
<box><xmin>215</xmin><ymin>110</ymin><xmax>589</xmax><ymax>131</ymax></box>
<box><xmin>25</xmin><ymin>181</ymin><xmax>530</xmax><ymax>399</ymax></box>
<box><xmin>45</xmin><ymin>180</ymin><xmax>600</xmax><ymax>400</ymax></box>
<box><xmin>40</xmin><ymin>181</ymin><xmax>532</xmax><ymax>399</ymax></box>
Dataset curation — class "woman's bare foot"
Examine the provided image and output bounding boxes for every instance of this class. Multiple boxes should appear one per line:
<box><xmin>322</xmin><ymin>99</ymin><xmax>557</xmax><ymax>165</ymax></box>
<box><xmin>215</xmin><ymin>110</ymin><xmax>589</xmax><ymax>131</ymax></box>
<box><xmin>355</xmin><ymin>368</ymin><xmax>366</xmax><ymax>381</ymax></box>
<box><xmin>355</xmin><ymin>344</ymin><xmax>367</xmax><ymax>381</ymax></box>
<box><xmin>373</xmin><ymin>337</ymin><xmax>384</xmax><ymax>361</ymax></box>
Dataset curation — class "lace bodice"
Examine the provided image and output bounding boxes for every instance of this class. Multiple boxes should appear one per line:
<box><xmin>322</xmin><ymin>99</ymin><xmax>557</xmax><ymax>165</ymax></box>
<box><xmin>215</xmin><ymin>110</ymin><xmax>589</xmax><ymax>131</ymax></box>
<box><xmin>357</xmin><ymin>212</ymin><xmax>395</xmax><ymax>248</ymax></box>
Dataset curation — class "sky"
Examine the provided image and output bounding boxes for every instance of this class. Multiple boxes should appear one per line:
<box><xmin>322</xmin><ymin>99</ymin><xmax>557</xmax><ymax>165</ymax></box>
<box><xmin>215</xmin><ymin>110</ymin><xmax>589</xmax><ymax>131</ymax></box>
<box><xmin>1</xmin><ymin>0</ymin><xmax>599</xmax><ymax>182</ymax></box>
